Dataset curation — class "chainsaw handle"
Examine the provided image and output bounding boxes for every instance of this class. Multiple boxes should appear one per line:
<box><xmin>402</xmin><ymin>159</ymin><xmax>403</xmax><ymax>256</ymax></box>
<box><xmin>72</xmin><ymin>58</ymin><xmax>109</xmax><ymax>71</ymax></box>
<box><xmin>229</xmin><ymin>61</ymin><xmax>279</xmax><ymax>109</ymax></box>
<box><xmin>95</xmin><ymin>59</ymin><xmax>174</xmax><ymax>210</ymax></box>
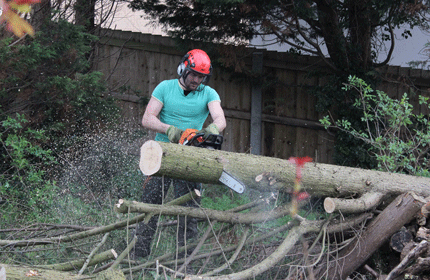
<box><xmin>187</xmin><ymin>132</ymin><xmax>205</xmax><ymax>146</ymax></box>
<box><xmin>187</xmin><ymin>133</ymin><xmax>223</xmax><ymax>150</ymax></box>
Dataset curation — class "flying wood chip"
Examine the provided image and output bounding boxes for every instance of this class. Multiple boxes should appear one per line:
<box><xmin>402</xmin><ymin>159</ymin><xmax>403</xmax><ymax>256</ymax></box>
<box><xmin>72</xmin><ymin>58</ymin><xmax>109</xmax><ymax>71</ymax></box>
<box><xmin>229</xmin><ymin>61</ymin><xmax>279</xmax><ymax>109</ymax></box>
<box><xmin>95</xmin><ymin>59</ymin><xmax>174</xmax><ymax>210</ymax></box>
<box><xmin>25</xmin><ymin>269</ymin><xmax>39</xmax><ymax>276</ymax></box>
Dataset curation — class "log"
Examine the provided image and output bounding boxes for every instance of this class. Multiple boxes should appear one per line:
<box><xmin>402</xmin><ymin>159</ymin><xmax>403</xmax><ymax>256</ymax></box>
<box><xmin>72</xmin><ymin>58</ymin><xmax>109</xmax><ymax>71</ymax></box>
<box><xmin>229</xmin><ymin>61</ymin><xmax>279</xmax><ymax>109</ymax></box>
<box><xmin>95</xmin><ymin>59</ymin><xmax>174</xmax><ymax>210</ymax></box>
<box><xmin>320</xmin><ymin>192</ymin><xmax>425</xmax><ymax>280</ymax></box>
<box><xmin>0</xmin><ymin>264</ymin><xmax>82</xmax><ymax>280</ymax></box>
<box><xmin>390</xmin><ymin>227</ymin><xmax>413</xmax><ymax>253</ymax></box>
<box><xmin>0</xmin><ymin>263</ymin><xmax>126</xmax><ymax>280</ymax></box>
<box><xmin>324</xmin><ymin>192</ymin><xmax>385</xmax><ymax>214</ymax></box>
<box><xmin>139</xmin><ymin>141</ymin><xmax>430</xmax><ymax>198</ymax></box>
<box><xmin>139</xmin><ymin>140</ymin><xmax>162</xmax><ymax>175</ymax></box>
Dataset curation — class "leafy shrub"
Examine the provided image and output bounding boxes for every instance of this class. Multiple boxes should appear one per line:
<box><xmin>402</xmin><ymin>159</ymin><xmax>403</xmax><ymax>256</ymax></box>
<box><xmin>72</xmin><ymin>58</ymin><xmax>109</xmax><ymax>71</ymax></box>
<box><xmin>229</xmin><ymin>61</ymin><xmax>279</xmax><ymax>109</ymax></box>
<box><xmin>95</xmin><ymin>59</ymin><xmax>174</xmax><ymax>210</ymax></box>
<box><xmin>0</xmin><ymin>18</ymin><xmax>121</xmax><ymax>223</ymax></box>
<box><xmin>0</xmin><ymin>19</ymin><xmax>119</xmax><ymax>137</ymax></box>
<box><xmin>0</xmin><ymin>114</ymin><xmax>57</xmax><ymax>222</ymax></box>
<box><xmin>321</xmin><ymin>76</ymin><xmax>430</xmax><ymax>175</ymax></box>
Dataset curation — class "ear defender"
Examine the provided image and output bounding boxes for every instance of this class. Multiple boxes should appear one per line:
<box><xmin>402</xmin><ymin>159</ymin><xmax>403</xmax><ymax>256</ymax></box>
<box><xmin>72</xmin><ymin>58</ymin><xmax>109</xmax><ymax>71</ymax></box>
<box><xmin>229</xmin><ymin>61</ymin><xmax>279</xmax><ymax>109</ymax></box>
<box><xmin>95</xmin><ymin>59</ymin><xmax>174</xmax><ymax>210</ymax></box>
<box><xmin>177</xmin><ymin>62</ymin><xmax>185</xmax><ymax>76</ymax></box>
<box><xmin>177</xmin><ymin>53</ymin><xmax>189</xmax><ymax>76</ymax></box>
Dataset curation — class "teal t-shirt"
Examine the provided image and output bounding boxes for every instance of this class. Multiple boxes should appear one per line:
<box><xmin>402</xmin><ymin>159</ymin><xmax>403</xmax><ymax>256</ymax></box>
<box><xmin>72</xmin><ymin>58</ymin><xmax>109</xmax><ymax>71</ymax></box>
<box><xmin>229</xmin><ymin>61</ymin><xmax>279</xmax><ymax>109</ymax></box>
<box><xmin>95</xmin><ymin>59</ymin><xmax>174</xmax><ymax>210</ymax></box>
<box><xmin>152</xmin><ymin>79</ymin><xmax>221</xmax><ymax>142</ymax></box>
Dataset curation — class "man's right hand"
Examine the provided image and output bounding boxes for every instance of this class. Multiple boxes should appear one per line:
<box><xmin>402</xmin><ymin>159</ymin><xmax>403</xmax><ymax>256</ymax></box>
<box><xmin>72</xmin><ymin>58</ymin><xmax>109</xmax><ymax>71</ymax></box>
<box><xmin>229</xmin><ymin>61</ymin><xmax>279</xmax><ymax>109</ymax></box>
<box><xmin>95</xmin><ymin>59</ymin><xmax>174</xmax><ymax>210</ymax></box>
<box><xmin>166</xmin><ymin>126</ymin><xmax>184</xmax><ymax>143</ymax></box>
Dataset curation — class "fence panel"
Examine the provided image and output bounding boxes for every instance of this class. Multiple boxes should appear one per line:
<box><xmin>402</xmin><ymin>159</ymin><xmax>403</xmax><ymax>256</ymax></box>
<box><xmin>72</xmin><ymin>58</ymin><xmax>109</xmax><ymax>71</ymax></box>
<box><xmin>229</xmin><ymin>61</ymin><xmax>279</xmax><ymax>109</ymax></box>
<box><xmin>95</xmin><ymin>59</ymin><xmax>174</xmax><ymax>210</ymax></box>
<box><xmin>94</xmin><ymin>29</ymin><xmax>430</xmax><ymax>165</ymax></box>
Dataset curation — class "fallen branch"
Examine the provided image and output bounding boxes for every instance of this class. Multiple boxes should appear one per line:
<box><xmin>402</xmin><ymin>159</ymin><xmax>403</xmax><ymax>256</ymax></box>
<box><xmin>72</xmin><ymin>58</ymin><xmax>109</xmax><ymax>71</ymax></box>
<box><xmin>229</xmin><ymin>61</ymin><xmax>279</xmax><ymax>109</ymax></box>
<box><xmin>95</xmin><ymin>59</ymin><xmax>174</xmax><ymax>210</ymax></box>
<box><xmin>406</xmin><ymin>256</ymin><xmax>430</xmax><ymax>275</ymax></box>
<box><xmin>40</xmin><ymin>249</ymin><xmax>117</xmax><ymax>271</ymax></box>
<box><xmin>324</xmin><ymin>192</ymin><xmax>385</xmax><ymax>214</ymax></box>
<box><xmin>201</xmin><ymin>226</ymin><xmax>250</xmax><ymax>276</ymax></box>
<box><xmin>0</xmin><ymin>212</ymin><xmax>149</xmax><ymax>247</ymax></box>
<box><xmin>114</xmin><ymin>199</ymin><xmax>296</xmax><ymax>224</ymax></box>
<box><xmin>184</xmin><ymin>213</ymin><xmax>371</xmax><ymax>280</ymax></box>
<box><xmin>386</xmin><ymin>240</ymin><xmax>428</xmax><ymax>280</ymax></box>
<box><xmin>78</xmin><ymin>233</ymin><xmax>110</xmax><ymax>275</ymax></box>
<box><xmin>108</xmin><ymin>236</ymin><xmax>137</xmax><ymax>271</ymax></box>
<box><xmin>114</xmin><ymin>190</ymin><xmax>200</xmax><ymax>217</ymax></box>
<box><xmin>178</xmin><ymin>224</ymin><xmax>214</xmax><ymax>274</ymax></box>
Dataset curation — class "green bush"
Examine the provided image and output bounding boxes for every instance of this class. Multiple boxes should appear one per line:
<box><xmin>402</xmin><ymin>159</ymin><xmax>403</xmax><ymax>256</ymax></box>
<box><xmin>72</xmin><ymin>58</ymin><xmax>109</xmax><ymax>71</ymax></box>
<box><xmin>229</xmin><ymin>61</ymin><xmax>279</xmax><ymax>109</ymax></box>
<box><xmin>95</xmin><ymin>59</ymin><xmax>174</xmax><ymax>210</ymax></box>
<box><xmin>0</xmin><ymin>114</ymin><xmax>57</xmax><ymax>222</ymax></box>
<box><xmin>0</xmin><ymin>19</ymin><xmax>119</xmax><ymax>136</ymax></box>
<box><xmin>321</xmin><ymin>76</ymin><xmax>430</xmax><ymax>175</ymax></box>
<box><xmin>0</xmin><ymin>18</ymin><xmax>121</xmax><ymax>223</ymax></box>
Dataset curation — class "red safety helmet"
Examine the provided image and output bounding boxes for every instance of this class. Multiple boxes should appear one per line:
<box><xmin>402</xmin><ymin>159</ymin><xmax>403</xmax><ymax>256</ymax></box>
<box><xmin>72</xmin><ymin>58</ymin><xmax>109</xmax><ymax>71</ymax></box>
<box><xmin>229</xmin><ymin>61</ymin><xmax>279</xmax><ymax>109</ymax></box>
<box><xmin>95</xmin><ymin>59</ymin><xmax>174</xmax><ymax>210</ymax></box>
<box><xmin>177</xmin><ymin>49</ymin><xmax>212</xmax><ymax>83</ymax></box>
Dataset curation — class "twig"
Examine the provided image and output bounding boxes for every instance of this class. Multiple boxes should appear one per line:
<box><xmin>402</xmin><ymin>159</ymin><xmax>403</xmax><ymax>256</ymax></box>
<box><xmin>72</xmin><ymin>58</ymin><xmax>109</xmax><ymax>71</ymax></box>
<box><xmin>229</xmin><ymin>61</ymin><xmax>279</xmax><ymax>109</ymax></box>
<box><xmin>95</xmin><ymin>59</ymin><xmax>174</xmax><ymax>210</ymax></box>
<box><xmin>178</xmin><ymin>222</ymin><xmax>214</xmax><ymax>274</ymax></box>
<box><xmin>159</xmin><ymin>263</ymin><xmax>186</xmax><ymax>278</ymax></box>
<box><xmin>108</xmin><ymin>236</ymin><xmax>137</xmax><ymax>271</ymax></box>
<box><xmin>364</xmin><ymin>264</ymin><xmax>379</xmax><ymax>278</ymax></box>
<box><xmin>79</xmin><ymin>233</ymin><xmax>110</xmax><ymax>275</ymax></box>
<box><xmin>0</xmin><ymin>212</ymin><xmax>149</xmax><ymax>247</ymax></box>
<box><xmin>202</xmin><ymin>226</ymin><xmax>250</xmax><ymax>276</ymax></box>
<box><xmin>0</xmin><ymin>223</ymin><xmax>95</xmax><ymax>233</ymax></box>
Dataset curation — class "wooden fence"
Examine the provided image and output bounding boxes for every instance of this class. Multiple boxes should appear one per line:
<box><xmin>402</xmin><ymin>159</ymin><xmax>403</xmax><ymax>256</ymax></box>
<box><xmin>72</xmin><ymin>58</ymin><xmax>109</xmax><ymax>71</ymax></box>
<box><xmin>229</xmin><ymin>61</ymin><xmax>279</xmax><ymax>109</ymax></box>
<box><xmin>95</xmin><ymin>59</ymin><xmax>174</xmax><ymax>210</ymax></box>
<box><xmin>94</xmin><ymin>28</ymin><xmax>430</xmax><ymax>164</ymax></box>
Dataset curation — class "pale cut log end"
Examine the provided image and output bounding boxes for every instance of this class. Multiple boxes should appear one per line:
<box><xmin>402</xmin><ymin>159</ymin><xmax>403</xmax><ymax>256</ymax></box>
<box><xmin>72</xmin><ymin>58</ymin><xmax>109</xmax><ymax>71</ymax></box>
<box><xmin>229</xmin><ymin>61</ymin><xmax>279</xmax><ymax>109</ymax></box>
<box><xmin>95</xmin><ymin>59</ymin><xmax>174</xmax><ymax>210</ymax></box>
<box><xmin>194</xmin><ymin>189</ymin><xmax>201</xmax><ymax>197</ymax></box>
<box><xmin>111</xmin><ymin>249</ymin><xmax>118</xmax><ymax>259</ymax></box>
<box><xmin>324</xmin><ymin>197</ymin><xmax>336</xmax><ymax>213</ymax></box>
<box><xmin>255</xmin><ymin>174</ymin><xmax>263</xmax><ymax>182</ymax></box>
<box><xmin>0</xmin><ymin>266</ymin><xmax>5</xmax><ymax>280</ymax></box>
<box><xmin>115</xmin><ymin>199</ymin><xmax>124</xmax><ymax>208</ymax></box>
<box><xmin>421</xmin><ymin>201</ymin><xmax>430</xmax><ymax>217</ymax></box>
<box><xmin>140</xmin><ymin>140</ymin><xmax>163</xmax><ymax>175</ymax></box>
<box><xmin>416</xmin><ymin>227</ymin><xmax>430</xmax><ymax>241</ymax></box>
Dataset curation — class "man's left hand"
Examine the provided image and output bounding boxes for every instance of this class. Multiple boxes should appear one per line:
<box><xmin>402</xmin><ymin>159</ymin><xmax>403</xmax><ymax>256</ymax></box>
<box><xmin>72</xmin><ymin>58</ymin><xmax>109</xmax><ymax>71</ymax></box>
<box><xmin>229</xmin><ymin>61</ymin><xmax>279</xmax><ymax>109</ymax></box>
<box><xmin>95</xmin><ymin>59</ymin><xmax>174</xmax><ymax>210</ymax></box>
<box><xmin>199</xmin><ymin>123</ymin><xmax>219</xmax><ymax>138</ymax></box>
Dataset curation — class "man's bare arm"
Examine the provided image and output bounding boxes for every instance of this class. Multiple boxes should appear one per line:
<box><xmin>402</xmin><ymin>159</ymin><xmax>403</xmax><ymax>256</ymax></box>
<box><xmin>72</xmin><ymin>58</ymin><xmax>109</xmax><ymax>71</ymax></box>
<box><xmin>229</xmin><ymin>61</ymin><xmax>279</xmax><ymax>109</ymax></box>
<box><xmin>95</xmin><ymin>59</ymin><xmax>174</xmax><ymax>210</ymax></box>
<box><xmin>208</xmin><ymin>101</ymin><xmax>226</xmax><ymax>132</ymax></box>
<box><xmin>142</xmin><ymin>97</ymin><xmax>170</xmax><ymax>134</ymax></box>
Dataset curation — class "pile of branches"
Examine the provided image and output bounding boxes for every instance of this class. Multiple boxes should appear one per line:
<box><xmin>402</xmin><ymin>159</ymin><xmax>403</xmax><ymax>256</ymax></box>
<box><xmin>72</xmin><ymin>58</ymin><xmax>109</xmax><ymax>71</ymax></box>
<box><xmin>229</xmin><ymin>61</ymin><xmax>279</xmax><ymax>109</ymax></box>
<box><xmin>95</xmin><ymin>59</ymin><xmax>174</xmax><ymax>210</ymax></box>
<box><xmin>1</xmin><ymin>188</ymin><xmax>430</xmax><ymax>279</ymax></box>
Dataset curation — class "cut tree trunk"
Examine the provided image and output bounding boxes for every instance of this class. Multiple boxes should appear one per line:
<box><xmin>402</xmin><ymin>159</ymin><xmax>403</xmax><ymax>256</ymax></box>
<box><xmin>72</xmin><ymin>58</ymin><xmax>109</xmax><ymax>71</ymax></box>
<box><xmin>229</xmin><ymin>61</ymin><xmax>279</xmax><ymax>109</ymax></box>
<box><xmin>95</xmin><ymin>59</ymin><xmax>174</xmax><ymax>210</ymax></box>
<box><xmin>139</xmin><ymin>141</ymin><xmax>430</xmax><ymax>198</ymax></box>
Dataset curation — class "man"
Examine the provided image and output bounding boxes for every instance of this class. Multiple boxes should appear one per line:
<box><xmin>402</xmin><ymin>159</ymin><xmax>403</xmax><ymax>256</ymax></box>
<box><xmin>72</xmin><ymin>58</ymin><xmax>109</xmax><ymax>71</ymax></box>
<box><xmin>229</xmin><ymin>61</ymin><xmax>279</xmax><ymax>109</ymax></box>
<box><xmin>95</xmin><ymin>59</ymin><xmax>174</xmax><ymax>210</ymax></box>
<box><xmin>134</xmin><ymin>49</ymin><xmax>226</xmax><ymax>259</ymax></box>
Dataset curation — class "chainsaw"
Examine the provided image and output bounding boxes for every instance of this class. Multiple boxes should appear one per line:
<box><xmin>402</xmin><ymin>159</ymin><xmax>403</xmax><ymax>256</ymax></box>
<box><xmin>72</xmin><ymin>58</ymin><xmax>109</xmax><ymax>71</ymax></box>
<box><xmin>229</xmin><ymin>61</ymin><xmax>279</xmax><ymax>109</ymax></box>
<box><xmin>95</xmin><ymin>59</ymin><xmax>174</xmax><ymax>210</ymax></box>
<box><xmin>179</xmin><ymin>129</ymin><xmax>245</xmax><ymax>193</ymax></box>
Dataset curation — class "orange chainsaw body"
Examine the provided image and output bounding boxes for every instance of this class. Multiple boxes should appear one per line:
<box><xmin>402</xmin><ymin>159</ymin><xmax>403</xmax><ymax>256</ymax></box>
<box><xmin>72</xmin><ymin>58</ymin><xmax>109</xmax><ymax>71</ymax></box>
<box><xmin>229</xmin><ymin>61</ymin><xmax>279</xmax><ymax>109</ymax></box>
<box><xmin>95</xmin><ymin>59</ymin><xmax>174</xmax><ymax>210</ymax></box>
<box><xmin>179</xmin><ymin>129</ymin><xmax>203</xmax><ymax>146</ymax></box>
<box><xmin>179</xmin><ymin>129</ymin><xmax>223</xmax><ymax>150</ymax></box>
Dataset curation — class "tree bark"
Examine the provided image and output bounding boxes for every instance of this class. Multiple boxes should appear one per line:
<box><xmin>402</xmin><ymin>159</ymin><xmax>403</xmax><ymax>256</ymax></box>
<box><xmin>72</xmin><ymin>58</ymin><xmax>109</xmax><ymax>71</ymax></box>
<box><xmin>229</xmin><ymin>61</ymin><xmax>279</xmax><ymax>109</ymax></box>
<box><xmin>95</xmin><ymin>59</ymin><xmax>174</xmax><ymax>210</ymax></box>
<box><xmin>319</xmin><ymin>192</ymin><xmax>425</xmax><ymax>280</ymax></box>
<box><xmin>139</xmin><ymin>141</ymin><xmax>430</xmax><ymax>198</ymax></box>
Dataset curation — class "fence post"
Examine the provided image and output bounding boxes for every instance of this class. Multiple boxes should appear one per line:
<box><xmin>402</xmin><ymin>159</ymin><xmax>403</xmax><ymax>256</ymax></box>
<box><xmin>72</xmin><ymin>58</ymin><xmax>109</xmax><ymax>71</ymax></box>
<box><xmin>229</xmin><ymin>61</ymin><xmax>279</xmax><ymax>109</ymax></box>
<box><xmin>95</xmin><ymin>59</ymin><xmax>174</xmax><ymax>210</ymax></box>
<box><xmin>251</xmin><ymin>52</ymin><xmax>263</xmax><ymax>155</ymax></box>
